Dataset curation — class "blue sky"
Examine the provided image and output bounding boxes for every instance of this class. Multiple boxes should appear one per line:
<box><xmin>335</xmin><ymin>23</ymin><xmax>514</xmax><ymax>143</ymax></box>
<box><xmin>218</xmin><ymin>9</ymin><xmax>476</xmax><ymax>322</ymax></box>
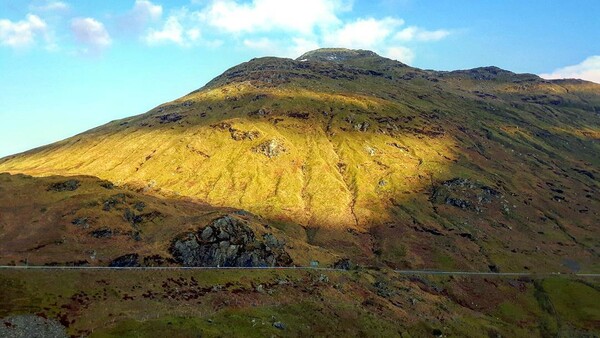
<box><xmin>1</xmin><ymin>0</ymin><xmax>599</xmax><ymax>157</ymax></box>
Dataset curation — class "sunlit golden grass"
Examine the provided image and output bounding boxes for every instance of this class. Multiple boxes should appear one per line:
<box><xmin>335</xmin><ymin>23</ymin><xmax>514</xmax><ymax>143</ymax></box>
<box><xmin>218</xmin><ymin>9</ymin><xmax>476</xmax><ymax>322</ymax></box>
<box><xmin>0</xmin><ymin>84</ymin><xmax>457</xmax><ymax>230</ymax></box>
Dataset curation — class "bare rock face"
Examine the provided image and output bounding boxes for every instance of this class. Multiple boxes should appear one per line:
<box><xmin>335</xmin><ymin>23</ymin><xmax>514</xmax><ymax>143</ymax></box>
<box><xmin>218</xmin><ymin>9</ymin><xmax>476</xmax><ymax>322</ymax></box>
<box><xmin>170</xmin><ymin>215</ymin><xmax>293</xmax><ymax>267</ymax></box>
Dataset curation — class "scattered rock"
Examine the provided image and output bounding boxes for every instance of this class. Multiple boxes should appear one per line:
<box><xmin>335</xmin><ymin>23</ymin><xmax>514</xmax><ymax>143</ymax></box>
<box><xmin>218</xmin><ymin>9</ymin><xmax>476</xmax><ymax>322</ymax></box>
<box><xmin>248</xmin><ymin>108</ymin><xmax>270</xmax><ymax>116</ymax></box>
<box><xmin>90</xmin><ymin>227</ymin><xmax>113</xmax><ymax>238</ymax></box>
<box><xmin>354</xmin><ymin>121</ymin><xmax>370</xmax><ymax>132</ymax></box>
<box><xmin>170</xmin><ymin>215</ymin><xmax>293</xmax><ymax>267</ymax></box>
<box><xmin>109</xmin><ymin>253</ymin><xmax>140</xmax><ymax>267</ymax></box>
<box><xmin>374</xmin><ymin>280</ymin><xmax>395</xmax><ymax>298</ymax></box>
<box><xmin>0</xmin><ymin>315</ymin><xmax>67</xmax><ymax>338</ymax></box>
<box><xmin>230</xmin><ymin>129</ymin><xmax>261</xmax><ymax>141</ymax></box>
<box><xmin>123</xmin><ymin>208</ymin><xmax>143</xmax><ymax>225</ymax></box>
<box><xmin>253</xmin><ymin>139</ymin><xmax>286</xmax><ymax>158</ymax></box>
<box><xmin>103</xmin><ymin>193</ymin><xmax>127</xmax><ymax>211</ymax></box>
<box><xmin>155</xmin><ymin>113</ymin><xmax>183</xmax><ymax>123</ymax></box>
<box><xmin>99</xmin><ymin>181</ymin><xmax>114</xmax><ymax>189</ymax></box>
<box><xmin>332</xmin><ymin>258</ymin><xmax>354</xmax><ymax>270</ymax></box>
<box><xmin>47</xmin><ymin>180</ymin><xmax>80</xmax><ymax>192</ymax></box>
<box><xmin>143</xmin><ymin>255</ymin><xmax>171</xmax><ymax>267</ymax></box>
<box><xmin>572</xmin><ymin>168</ymin><xmax>595</xmax><ymax>180</ymax></box>
<box><xmin>71</xmin><ymin>217</ymin><xmax>90</xmax><ymax>229</ymax></box>
<box><xmin>287</xmin><ymin>112</ymin><xmax>310</xmax><ymax>119</ymax></box>
<box><xmin>488</xmin><ymin>264</ymin><xmax>499</xmax><ymax>273</ymax></box>
<box><xmin>431</xmin><ymin>178</ymin><xmax>501</xmax><ymax>212</ymax></box>
<box><xmin>365</xmin><ymin>146</ymin><xmax>376</xmax><ymax>156</ymax></box>
<box><xmin>273</xmin><ymin>321</ymin><xmax>286</xmax><ymax>330</ymax></box>
<box><xmin>133</xmin><ymin>201</ymin><xmax>146</xmax><ymax>212</ymax></box>
<box><xmin>315</xmin><ymin>274</ymin><xmax>329</xmax><ymax>283</ymax></box>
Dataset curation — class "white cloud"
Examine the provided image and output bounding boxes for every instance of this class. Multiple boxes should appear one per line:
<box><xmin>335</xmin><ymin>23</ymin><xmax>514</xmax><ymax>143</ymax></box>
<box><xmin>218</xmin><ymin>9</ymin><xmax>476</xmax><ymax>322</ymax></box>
<box><xmin>383</xmin><ymin>46</ymin><xmax>414</xmax><ymax>64</ymax></box>
<box><xmin>132</xmin><ymin>0</ymin><xmax>163</xmax><ymax>21</ymax></box>
<box><xmin>117</xmin><ymin>0</ymin><xmax>162</xmax><ymax>36</ymax></box>
<box><xmin>145</xmin><ymin>15</ymin><xmax>200</xmax><ymax>46</ymax></box>
<box><xmin>395</xmin><ymin>26</ymin><xmax>450</xmax><ymax>41</ymax></box>
<box><xmin>323</xmin><ymin>17</ymin><xmax>403</xmax><ymax>50</ymax></box>
<box><xmin>71</xmin><ymin>17</ymin><xmax>111</xmax><ymax>54</ymax></box>
<box><xmin>243</xmin><ymin>37</ymin><xmax>276</xmax><ymax>50</ymax></box>
<box><xmin>199</xmin><ymin>0</ymin><xmax>345</xmax><ymax>34</ymax></box>
<box><xmin>29</xmin><ymin>1</ymin><xmax>70</xmax><ymax>12</ymax></box>
<box><xmin>0</xmin><ymin>14</ymin><xmax>48</xmax><ymax>48</ymax></box>
<box><xmin>137</xmin><ymin>0</ymin><xmax>449</xmax><ymax>64</ymax></box>
<box><xmin>539</xmin><ymin>56</ymin><xmax>600</xmax><ymax>84</ymax></box>
<box><xmin>242</xmin><ymin>37</ymin><xmax>319</xmax><ymax>58</ymax></box>
<box><xmin>287</xmin><ymin>37</ymin><xmax>320</xmax><ymax>58</ymax></box>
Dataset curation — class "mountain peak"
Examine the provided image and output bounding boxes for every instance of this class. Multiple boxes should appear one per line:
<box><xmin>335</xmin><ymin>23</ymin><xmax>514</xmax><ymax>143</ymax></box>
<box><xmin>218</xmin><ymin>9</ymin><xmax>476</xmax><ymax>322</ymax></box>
<box><xmin>296</xmin><ymin>48</ymin><xmax>381</xmax><ymax>62</ymax></box>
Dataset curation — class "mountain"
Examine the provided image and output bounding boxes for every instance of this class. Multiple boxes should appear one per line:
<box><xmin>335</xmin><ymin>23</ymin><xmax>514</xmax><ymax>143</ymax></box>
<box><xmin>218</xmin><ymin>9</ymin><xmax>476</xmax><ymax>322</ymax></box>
<box><xmin>0</xmin><ymin>48</ymin><xmax>599</xmax><ymax>272</ymax></box>
<box><xmin>1</xmin><ymin>48</ymin><xmax>600</xmax><ymax>337</ymax></box>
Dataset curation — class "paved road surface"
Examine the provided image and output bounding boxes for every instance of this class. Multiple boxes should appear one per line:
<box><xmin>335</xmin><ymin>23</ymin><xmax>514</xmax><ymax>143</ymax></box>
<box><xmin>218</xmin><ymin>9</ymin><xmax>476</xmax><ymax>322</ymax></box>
<box><xmin>0</xmin><ymin>265</ymin><xmax>598</xmax><ymax>277</ymax></box>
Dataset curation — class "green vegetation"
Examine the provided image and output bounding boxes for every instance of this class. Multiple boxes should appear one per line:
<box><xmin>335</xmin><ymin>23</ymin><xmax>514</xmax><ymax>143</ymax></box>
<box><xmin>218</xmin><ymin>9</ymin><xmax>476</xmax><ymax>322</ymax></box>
<box><xmin>1</xmin><ymin>269</ymin><xmax>599</xmax><ymax>337</ymax></box>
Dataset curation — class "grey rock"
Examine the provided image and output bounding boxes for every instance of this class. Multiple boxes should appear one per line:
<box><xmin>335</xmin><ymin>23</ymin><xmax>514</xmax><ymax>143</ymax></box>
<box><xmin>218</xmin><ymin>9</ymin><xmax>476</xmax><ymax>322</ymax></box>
<box><xmin>273</xmin><ymin>321</ymin><xmax>286</xmax><ymax>330</ymax></box>
<box><xmin>170</xmin><ymin>215</ymin><xmax>293</xmax><ymax>267</ymax></box>
<box><xmin>0</xmin><ymin>315</ymin><xmax>67</xmax><ymax>338</ymax></box>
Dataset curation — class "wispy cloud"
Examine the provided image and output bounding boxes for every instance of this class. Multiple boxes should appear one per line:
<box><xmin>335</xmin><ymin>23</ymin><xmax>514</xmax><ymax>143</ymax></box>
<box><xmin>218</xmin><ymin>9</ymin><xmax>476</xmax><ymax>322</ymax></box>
<box><xmin>198</xmin><ymin>0</ymin><xmax>345</xmax><ymax>34</ymax></box>
<box><xmin>71</xmin><ymin>17</ymin><xmax>111</xmax><ymax>55</ymax></box>
<box><xmin>145</xmin><ymin>14</ymin><xmax>200</xmax><ymax>46</ymax></box>
<box><xmin>29</xmin><ymin>0</ymin><xmax>70</xmax><ymax>13</ymax></box>
<box><xmin>0</xmin><ymin>14</ymin><xmax>49</xmax><ymax>48</ymax></box>
<box><xmin>323</xmin><ymin>17</ymin><xmax>404</xmax><ymax>50</ymax></box>
<box><xmin>1</xmin><ymin>0</ymin><xmax>452</xmax><ymax>64</ymax></box>
<box><xmin>384</xmin><ymin>46</ymin><xmax>415</xmax><ymax>64</ymax></box>
<box><xmin>540</xmin><ymin>56</ymin><xmax>600</xmax><ymax>84</ymax></box>
<box><xmin>394</xmin><ymin>26</ymin><xmax>450</xmax><ymax>42</ymax></box>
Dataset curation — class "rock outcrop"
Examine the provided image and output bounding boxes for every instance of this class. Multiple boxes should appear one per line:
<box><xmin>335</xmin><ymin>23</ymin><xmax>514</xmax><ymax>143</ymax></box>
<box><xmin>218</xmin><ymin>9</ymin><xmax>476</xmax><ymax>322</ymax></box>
<box><xmin>170</xmin><ymin>215</ymin><xmax>292</xmax><ymax>267</ymax></box>
<box><xmin>431</xmin><ymin>178</ymin><xmax>501</xmax><ymax>212</ymax></box>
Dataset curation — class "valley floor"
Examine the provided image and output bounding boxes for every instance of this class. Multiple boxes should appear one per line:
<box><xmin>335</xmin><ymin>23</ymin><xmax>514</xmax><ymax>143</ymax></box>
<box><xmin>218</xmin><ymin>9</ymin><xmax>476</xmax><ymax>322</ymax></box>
<box><xmin>1</xmin><ymin>268</ymin><xmax>599</xmax><ymax>337</ymax></box>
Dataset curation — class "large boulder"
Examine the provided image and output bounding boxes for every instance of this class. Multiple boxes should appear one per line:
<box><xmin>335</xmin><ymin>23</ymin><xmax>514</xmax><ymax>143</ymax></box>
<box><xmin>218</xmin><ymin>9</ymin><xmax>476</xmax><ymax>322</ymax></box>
<box><xmin>170</xmin><ymin>216</ymin><xmax>292</xmax><ymax>267</ymax></box>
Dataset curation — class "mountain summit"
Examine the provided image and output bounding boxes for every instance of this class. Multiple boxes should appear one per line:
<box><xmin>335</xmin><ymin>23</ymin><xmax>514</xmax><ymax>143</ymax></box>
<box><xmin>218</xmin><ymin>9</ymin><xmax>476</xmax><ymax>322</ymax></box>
<box><xmin>0</xmin><ymin>48</ymin><xmax>598</xmax><ymax>272</ymax></box>
<box><xmin>297</xmin><ymin>48</ymin><xmax>384</xmax><ymax>62</ymax></box>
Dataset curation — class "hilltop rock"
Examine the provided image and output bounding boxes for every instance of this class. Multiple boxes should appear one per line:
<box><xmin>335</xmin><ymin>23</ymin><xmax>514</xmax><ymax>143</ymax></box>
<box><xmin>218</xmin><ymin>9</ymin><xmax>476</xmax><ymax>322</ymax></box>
<box><xmin>297</xmin><ymin>48</ymin><xmax>380</xmax><ymax>62</ymax></box>
<box><xmin>170</xmin><ymin>215</ymin><xmax>292</xmax><ymax>267</ymax></box>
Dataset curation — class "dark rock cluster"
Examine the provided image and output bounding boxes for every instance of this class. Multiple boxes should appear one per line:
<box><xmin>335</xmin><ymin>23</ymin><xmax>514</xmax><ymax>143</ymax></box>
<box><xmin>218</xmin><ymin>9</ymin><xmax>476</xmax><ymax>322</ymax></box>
<box><xmin>109</xmin><ymin>253</ymin><xmax>140</xmax><ymax>267</ymax></box>
<box><xmin>170</xmin><ymin>215</ymin><xmax>292</xmax><ymax>267</ymax></box>
<box><xmin>431</xmin><ymin>178</ymin><xmax>501</xmax><ymax>212</ymax></box>
<box><xmin>47</xmin><ymin>180</ymin><xmax>80</xmax><ymax>192</ymax></box>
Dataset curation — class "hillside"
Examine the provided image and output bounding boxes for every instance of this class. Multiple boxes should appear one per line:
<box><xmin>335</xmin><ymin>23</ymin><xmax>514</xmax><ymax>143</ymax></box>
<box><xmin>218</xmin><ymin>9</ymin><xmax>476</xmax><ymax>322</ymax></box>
<box><xmin>0</xmin><ymin>48</ymin><xmax>599</xmax><ymax>273</ymax></box>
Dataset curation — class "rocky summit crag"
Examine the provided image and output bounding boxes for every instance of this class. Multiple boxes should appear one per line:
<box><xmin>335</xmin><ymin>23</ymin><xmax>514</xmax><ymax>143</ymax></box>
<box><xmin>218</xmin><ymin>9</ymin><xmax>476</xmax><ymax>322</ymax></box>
<box><xmin>0</xmin><ymin>48</ymin><xmax>598</xmax><ymax>273</ymax></box>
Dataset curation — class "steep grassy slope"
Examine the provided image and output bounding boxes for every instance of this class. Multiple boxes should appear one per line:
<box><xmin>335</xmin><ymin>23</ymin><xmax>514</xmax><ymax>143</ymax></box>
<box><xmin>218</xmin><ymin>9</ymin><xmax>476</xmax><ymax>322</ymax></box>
<box><xmin>0</xmin><ymin>48</ymin><xmax>598</xmax><ymax>272</ymax></box>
